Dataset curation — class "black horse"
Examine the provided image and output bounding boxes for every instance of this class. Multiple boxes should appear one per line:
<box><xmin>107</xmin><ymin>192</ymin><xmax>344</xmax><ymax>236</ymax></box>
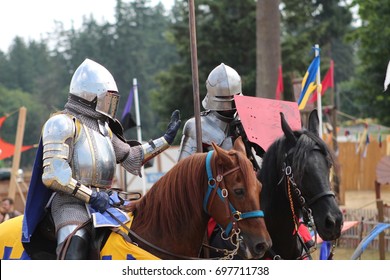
<box><xmin>259</xmin><ymin>109</ymin><xmax>343</xmax><ymax>259</ymax></box>
<box><xmin>208</xmin><ymin>109</ymin><xmax>343</xmax><ymax>260</ymax></box>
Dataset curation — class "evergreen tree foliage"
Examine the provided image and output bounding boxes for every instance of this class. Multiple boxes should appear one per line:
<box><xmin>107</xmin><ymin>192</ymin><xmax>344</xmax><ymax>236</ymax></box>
<box><xmin>348</xmin><ymin>0</ymin><xmax>390</xmax><ymax>125</ymax></box>
<box><xmin>0</xmin><ymin>86</ymin><xmax>48</xmax><ymax>167</ymax></box>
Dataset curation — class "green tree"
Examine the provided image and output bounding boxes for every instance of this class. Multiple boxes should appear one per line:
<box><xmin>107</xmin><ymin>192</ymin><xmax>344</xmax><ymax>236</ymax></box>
<box><xmin>280</xmin><ymin>0</ymin><xmax>354</xmax><ymax>103</ymax></box>
<box><xmin>348</xmin><ymin>0</ymin><xmax>390</xmax><ymax>125</ymax></box>
<box><xmin>0</xmin><ymin>86</ymin><xmax>48</xmax><ymax>168</ymax></box>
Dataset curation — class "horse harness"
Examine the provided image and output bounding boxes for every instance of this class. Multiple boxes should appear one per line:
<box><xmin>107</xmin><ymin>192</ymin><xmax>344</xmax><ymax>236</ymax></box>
<box><xmin>201</xmin><ymin>150</ymin><xmax>265</xmax><ymax>259</ymax></box>
<box><xmin>273</xmin><ymin>147</ymin><xmax>337</xmax><ymax>260</ymax></box>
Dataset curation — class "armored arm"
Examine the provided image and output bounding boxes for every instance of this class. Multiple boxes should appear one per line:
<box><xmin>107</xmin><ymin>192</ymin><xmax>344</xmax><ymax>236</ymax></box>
<box><xmin>41</xmin><ymin>114</ymin><xmax>93</xmax><ymax>203</ymax></box>
<box><xmin>177</xmin><ymin>118</ymin><xmax>198</xmax><ymax>161</ymax></box>
<box><xmin>116</xmin><ymin>110</ymin><xmax>181</xmax><ymax>175</ymax></box>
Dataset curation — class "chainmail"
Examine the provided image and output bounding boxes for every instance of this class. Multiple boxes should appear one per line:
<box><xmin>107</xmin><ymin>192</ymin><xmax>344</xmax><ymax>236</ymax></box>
<box><xmin>51</xmin><ymin>192</ymin><xmax>90</xmax><ymax>232</ymax></box>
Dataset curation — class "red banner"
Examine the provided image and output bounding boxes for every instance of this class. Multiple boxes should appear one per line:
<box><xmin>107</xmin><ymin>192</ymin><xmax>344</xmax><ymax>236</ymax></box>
<box><xmin>275</xmin><ymin>65</ymin><xmax>284</xmax><ymax>100</ymax></box>
<box><xmin>0</xmin><ymin>116</ymin><xmax>6</xmax><ymax>127</ymax></box>
<box><xmin>0</xmin><ymin>138</ymin><xmax>34</xmax><ymax>160</ymax></box>
<box><xmin>0</xmin><ymin>115</ymin><xmax>35</xmax><ymax>160</ymax></box>
<box><xmin>309</xmin><ymin>59</ymin><xmax>334</xmax><ymax>103</ymax></box>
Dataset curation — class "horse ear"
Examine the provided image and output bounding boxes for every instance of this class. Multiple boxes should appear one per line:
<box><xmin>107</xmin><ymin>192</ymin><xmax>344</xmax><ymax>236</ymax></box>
<box><xmin>233</xmin><ymin>136</ymin><xmax>246</xmax><ymax>154</ymax></box>
<box><xmin>308</xmin><ymin>109</ymin><xmax>320</xmax><ymax>136</ymax></box>
<box><xmin>280</xmin><ymin>112</ymin><xmax>296</xmax><ymax>145</ymax></box>
<box><xmin>212</xmin><ymin>142</ymin><xmax>231</xmax><ymax>164</ymax></box>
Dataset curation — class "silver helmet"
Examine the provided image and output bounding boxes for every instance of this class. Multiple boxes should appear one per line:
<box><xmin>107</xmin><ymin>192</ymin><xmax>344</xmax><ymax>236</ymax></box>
<box><xmin>69</xmin><ymin>58</ymin><xmax>119</xmax><ymax>119</ymax></box>
<box><xmin>202</xmin><ymin>63</ymin><xmax>242</xmax><ymax>111</ymax></box>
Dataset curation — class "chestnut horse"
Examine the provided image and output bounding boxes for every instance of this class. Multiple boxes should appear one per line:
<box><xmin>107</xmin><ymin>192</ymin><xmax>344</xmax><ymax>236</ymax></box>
<box><xmin>0</xmin><ymin>136</ymin><xmax>271</xmax><ymax>260</ymax></box>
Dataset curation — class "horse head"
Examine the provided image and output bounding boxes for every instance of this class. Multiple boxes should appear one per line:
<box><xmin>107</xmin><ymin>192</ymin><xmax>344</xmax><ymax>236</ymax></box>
<box><xmin>280</xmin><ymin>109</ymin><xmax>343</xmax><ymax>242</ymax></box>
<box><xmin>205</xmin><ymin>136</ymin><xmax>271</xmax><ymax>259</ymax></box>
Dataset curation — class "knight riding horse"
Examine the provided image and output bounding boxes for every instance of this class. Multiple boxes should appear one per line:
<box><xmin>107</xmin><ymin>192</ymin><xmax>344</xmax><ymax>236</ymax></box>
<box><xmin>21</xmin><ymin>58</ymin><xmax>181</xmax><ymax>260</ymax></box>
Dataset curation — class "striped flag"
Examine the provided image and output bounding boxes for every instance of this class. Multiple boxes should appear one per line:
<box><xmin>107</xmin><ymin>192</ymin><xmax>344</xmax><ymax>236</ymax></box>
<box><xmin>298</xmin><ymin>55</ymin><xmax>320</xmax><ymax>110</ymax></box>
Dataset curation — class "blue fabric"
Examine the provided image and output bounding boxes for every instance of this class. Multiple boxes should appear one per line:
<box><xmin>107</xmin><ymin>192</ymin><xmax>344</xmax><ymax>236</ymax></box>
<box><xmin>22</xmin><ymin>139</ymin><xmax>53</xmax><ymax>243</ymax></box>
<box><xmin>91</xmin><ymin>192</ymin><xmax>130</xmax><ymax>228</ymax></box>
<box><xmin>320</xmin><ymin>241</ymin><xmax>332</xmax><ymax>260</ymax></box>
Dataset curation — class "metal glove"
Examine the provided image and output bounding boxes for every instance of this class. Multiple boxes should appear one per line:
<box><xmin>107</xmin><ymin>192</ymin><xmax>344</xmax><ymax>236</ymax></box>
<box><xmin>89</xmin><ymin>190</ymin><xmax>110</xmax><ymax>213</ymax></box>
<box><xmin>163</xmin><ymin>110</ymin><xmax>181</xmax><ymax>144</ymax></box>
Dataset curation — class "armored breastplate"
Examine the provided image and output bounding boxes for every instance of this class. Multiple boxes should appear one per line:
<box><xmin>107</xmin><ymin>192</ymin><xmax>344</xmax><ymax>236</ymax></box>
<box><xmin>72</xmin><ymin>124</ymin><xmax>116</xmax><ymax>187</ymax></box>
<box><xmin>202</xmin><ymin>111</ymin><xmax>235</xmax><ymax>151</ymax></box>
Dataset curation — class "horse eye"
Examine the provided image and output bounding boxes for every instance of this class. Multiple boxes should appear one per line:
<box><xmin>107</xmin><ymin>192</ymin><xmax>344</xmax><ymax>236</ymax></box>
<box><xmin>234</xmin><ymin>188</ymin><xmax>245</xmax><ymax>196</ymax></box>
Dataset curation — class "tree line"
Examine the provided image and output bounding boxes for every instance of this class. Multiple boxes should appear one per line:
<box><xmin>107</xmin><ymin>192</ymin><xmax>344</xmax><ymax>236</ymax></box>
<box><xmin>0</xmin><ymin>0</ymin><xmax>388</xmax><ymax>168</ymax></box>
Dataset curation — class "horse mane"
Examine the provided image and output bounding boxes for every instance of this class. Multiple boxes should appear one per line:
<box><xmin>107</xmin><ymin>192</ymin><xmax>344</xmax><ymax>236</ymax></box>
<box><xmin>261</xmin><ymin>128</ymin><xmax>338</xmax><ymax>187</ymax></box>
<box><xmin>128</xmin><ymin>152</ymin><xmax>209</xmax><ymax>238</ymax></box>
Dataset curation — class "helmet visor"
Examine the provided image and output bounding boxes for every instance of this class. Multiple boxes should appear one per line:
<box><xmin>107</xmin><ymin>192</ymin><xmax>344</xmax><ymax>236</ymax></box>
<box><xmin>97</xmin><ymin>91</ymin><xmax>120</xmax><ymax>118</ymax></box>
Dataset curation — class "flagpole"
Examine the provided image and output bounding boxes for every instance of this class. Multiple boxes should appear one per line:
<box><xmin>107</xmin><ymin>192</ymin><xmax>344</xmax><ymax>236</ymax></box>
<box><xmin>8</xmin><ymin>107</ymin><xmax>26</xmax><ymax>201</ymax></box>
<box><xmin>133</xmin><ymin>78</ymin><xmax>147</xmax><ymax>196</ymax></box>
<box><xmin>315</xmin><ymin>44</ymin><xmax>323</xmax><ymax>137</ymax></box>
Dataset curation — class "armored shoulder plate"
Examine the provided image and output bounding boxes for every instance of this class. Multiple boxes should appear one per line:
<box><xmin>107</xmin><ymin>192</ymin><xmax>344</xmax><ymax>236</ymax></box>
<box><xmin>42</xmin><ymin>114</ymin><xmax>75</xmax><ymax>147</ymax></box>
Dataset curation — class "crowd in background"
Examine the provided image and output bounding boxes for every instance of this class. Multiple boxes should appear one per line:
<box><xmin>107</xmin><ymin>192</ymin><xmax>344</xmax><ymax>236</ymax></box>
<box><xmin>0</xmin><ymin>197</ymin><xmax>22</xmax><ymax>223</ymax></box>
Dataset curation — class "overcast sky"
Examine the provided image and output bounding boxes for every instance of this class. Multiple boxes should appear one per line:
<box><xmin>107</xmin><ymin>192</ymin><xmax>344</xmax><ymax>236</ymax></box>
<box><xmin>0</xmin><ymin>0</ymin><xmax>173</xmax><ymax>52</ymax></box>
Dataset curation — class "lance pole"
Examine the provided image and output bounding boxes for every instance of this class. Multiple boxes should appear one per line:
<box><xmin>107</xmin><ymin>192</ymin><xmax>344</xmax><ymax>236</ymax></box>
<box><xmin>188</xmin><ymin>0</ymin><xmax>202</xmax><ymax>152</ymax></box>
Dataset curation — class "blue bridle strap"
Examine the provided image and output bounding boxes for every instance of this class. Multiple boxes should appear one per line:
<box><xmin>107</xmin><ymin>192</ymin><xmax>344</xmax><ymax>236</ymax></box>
<box><xmin>203</xmin><ymin>151</ymin><xmax>215</xmax><ymax>213</ymax></box>
<box><xmin>203</xmin><ymin>150</ymin><xmax>265</xmax><ymax>236</ymax></box>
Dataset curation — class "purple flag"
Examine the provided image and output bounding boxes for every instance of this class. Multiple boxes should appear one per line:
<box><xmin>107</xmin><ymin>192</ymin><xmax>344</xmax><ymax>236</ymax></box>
<box><xmin>121</xmin><ymin>87</ymin><xmax>136</xmax><ymax>131</ymax></box>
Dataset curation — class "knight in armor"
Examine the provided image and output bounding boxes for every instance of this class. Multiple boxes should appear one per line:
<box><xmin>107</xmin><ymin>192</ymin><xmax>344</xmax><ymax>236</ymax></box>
<box><xmin>177</xmin><ymin>63</ymin><xmax>243</xmax><ymax>161</ymax></box>
<box><xmin>39</xmin><ymin>58</ymin><xmax>181</xmax><ymax>259</ymax></box>
<box><xmin>177</xmin><ymin>63</ymin><xmax>264</xmax><ymax>258</ymax></box>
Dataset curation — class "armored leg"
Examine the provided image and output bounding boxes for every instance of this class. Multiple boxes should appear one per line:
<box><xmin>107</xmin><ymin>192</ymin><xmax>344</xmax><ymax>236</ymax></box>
<box><xmin>57</xmin><ymin>225</ymin><xmax>90</xmax><ymax>260</ymax></box>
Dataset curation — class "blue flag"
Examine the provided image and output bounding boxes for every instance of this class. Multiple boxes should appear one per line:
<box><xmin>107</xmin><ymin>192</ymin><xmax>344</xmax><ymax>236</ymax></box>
<box><xmin>298</xmin><ymin>55</ymin><xmax>320</xmax><ymax>110</ymax></box>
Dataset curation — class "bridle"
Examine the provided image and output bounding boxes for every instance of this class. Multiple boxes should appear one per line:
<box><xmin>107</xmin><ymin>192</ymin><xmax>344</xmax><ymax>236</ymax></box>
<box><xmin>202</xmin><ymin>150</ymin><xmax>265</xmax><ymax>259</ymax></box>
<box><xmin>273</xmin><ymin>146</ymin><xmax>336</xmax><ymax>260</ymax></box>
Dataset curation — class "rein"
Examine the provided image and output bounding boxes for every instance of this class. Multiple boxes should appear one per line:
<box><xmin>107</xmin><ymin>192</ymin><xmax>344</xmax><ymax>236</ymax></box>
<box><xmin>104</xmin><ymin>209</ymin><xmax>203</xmax><ymax>260</ymax></box>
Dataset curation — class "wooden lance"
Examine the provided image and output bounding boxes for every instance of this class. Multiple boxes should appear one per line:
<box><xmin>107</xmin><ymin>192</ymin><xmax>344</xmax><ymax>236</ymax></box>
<box><xmin>188</xmin><ymin>0</ymin><xmax>202</xmax><ymax>152</ymax></box>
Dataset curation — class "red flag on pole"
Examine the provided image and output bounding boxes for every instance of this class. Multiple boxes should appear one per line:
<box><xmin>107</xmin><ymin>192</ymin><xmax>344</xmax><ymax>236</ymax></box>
<box><xmin>0</xmin><ymin>138</ymin><xmax>34</xmax><ymax>160</ymax></box>
<box><xmin>275</xmin><ymin>65</ymin><xmax>284</xmax><ymax>100</ymax></box>
<box><xmin>0</xmin><ymin>116</ymin><xmax>6</xmax><ymax>127</ymax></box>
<box><xmin>0</xmin><ymin>114</ymin><xmax>36</xmax><ymax>160</ymax></box>
<box><xmin>309</xmin><ymin>59</ymin><xmax>334</xmax><ymax>103</ymax></box>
